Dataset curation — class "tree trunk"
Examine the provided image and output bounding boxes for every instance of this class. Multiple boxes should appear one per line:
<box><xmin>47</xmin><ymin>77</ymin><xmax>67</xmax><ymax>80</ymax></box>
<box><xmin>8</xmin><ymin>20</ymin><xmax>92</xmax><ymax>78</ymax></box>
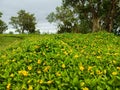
<box><xmin>92</xmin><ymin>18</ymin><xmax>101</xmax><ymax>32</ymax></box>
<box><xmin>107</xmin><ymin>0</ymin><xmax>117</xmax><ymax>32</ymax></box>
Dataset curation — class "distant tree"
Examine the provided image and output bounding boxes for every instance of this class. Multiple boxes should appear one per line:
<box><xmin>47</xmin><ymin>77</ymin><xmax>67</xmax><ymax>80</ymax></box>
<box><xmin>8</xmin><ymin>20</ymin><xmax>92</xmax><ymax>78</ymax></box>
<box><xmin>9</xmin><ymin>31</ymin><xmax>14</xmax><ymax>34</ymax></box>
<box><xmin>35</xmin><ymin>29</ymin><xmax>41</xmax><ymax>34</ymax></box>
<box><xmin>9</xmin><ymin>10</ymin><xmax>37</xmax><ymax>34</ymax></box>
<box><xmin>0</xmin><ymin>12</ymin><xmax>8</xmax><ymax>34</ymax></box>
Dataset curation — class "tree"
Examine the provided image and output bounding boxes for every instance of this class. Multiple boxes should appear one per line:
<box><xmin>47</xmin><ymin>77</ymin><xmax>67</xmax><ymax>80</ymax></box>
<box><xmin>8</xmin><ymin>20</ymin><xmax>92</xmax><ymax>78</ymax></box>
<box><xmin>63</xmin><ymin>0</ymin><xmax>120</xmax><ymax>32</ymax></box>
<box><xmin>9</xmin><ymin>10</ymin><xmax>37</xmax><ymax>34</ymax></box>
<box><xmin>0</xmin><ymin>12</ymin><xmax>8</xmax><ymax>34</ymax></box>
<box><xmin>47</xmin><ymin>6</ymin><xmax>87</xmax><ymax>33</ymax></box>
<box><xmin>47</xmin><ymin>0</ymin><xmax>120</xmax><ymax>33</ymax></box>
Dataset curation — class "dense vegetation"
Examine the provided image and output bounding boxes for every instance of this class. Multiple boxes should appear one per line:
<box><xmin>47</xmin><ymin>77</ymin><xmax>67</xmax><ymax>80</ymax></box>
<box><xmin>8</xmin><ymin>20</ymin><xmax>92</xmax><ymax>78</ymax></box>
<box><xmin>47</xmin><ymin>0</ymin><xmax>120</xmax><ymax>33</ymax></box>
<box><xmin>0</xmin><ymin>32</ymin><xmax>120</xmax><ymax>90</ymax></box>
<box><xmin>0</xmin><ymin>12</ymin><xmax>7</xmax><ymax>34</ymax></box>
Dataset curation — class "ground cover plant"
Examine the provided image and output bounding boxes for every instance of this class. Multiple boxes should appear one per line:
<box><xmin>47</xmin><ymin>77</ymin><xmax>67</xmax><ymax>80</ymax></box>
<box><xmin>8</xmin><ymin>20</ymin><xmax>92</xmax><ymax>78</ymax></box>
<box><xmin>0</xmin><ymin>32</ymin><xmax>120</xmax><ymax>90</ymax></box>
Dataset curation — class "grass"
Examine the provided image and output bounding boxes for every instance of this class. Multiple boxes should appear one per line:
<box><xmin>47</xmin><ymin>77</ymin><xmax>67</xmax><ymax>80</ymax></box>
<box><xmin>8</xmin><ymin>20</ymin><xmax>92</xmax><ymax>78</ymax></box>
<box><xmin>0</xmin><ymin>32</ymin><xmax>120</xmax><ymax>90</ymax></box>
<box><xmin>0</xmin><ymin>34</ymin><xmax>26</xmax><ymax>50</ymax></box>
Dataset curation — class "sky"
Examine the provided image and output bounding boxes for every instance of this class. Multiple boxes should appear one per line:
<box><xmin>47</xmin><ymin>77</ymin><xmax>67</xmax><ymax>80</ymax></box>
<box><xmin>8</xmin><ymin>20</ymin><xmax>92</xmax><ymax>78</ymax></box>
<box><xmin>0</xmin><ymin>0</ymin><xmax>62</xmax><ymax>33</ymax></box>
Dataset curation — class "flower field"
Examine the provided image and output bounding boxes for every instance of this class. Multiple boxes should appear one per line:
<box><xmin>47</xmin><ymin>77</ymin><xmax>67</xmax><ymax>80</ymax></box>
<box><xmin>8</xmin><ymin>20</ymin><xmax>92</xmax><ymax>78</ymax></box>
<box><xmin>0</xmin><ymin>32</ymin><xmax>120</xmax><ymax>90</ymax></box>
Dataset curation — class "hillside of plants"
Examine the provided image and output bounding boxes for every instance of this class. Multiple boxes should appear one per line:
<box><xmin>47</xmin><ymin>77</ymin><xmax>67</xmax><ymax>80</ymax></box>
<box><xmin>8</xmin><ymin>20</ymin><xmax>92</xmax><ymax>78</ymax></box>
<box><xmin>0</xmin><ymin>32</ymin><xmax>120</xmax><ymax>90</ymax></box>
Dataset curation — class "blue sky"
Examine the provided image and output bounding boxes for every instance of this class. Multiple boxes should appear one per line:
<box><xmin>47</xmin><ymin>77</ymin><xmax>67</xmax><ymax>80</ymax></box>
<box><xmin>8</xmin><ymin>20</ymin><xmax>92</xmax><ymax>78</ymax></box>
<box><xmin>0</xmin><ymin>0</ymin><xmax>62</xmax><ymax>33</ymax></box>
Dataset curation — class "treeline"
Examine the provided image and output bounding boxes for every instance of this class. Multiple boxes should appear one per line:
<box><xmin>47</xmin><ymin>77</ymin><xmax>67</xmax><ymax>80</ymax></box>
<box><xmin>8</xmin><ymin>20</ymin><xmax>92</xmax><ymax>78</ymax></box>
<box><xmin>0</xmin><ymin>10</ymin><xmax>39</xmax><ymax>34</ymax></box>
<box><xmin>0</xmin><ymin>0</ymin><xmax>120</xmax><ymax>34</ymax></box>
<box><xmin>47</xmin><ymin>0</ymin><xmax>120</xmax><ymax>33</ymax></box>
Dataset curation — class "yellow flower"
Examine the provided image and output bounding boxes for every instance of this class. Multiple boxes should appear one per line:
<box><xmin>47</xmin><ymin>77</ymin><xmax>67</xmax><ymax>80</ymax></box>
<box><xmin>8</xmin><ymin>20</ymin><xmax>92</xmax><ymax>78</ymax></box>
<box><xmin>10</xmin><ymin>73</ymin><xmax>14</xmax><ymax>77</ymax></box>
<box><xmin>74</xmin><ymin>54</ymin><xmax>79</xmax><ymax>58</ymax></box>
<box><xmin>18</xmin><ymin>70</ymin><xmax>28</xmax><ymax>76</ymax></box>
<box><xmin>114</xmin><ymin>53</ymin><xmax>119</xmax><ymax>56</ymax></box>
<box><xmin>28</xmin><ymin>66</ymin><xmax>32</xmax><ymax>70</ymax></box>
<box><xmin>28</xmin><ymin>85</ymin><xmax>33</xmax><ymax>90</ymax></box>
<box><xmin>80</xmin><ymin>82</ymin><xmax>85</xmax><ymax>86</ymax></box>
<box><xmin>90</xmin><ymin>71</ymin><xmax>94</xmax><ymax>75</ymax></box>
<box><xmin>12</xmin><ymin>59</ymin><xmax>16</xmax><ymax>62</ymax></box>
<box><xmin>56</xmin><ymin>72</ymin><xmax>61</xmax><ymax>77</ymax></box>
<box><xmin>64</xmin><ymin>51</ymin><xmax>68</xmax><ymax>55</ymax></box>
<box><xmin>96</xmin><ymin>70</ymin><xmax>102</xmax><ymax>75</ymax></box>
<box><xmin>62</xmin><ymin>64</ymin><xmax>66</xmax><ymax>69</ymax></box>
<box><xmin>96</xmin><ymin>56</ymin><xmax>101</xmax><ymax>59</ymax></box>
<box><xmin>113</xmin><ymin>60</ymin><xmax>116</xmax><ymax>64</ymax></box>
<box><xmin>39</xmin><ymin>80</ymin><xmax>43</xmax><ymax>84</ymax></box>
<box><xmin>27</xmin><ymin>80</ymin><xmax>31</xmax><ymax>84</ymax></box>
<box><xmin>37</xmin><ymin>70</ymin><xmax>41</xmax><ymax>74</ymax></box>
<box><xmin>47</xmin><ymin>80</ymin><xmax>53</xmax><ymax>84</ymax></box>
<box><xmin>6</xmin><ymin>83</ymin><xmax>11</xmax><ymax>89</ymax></box>
<box><xmin>43</xmin><ymin>61</ymin><xmax>46</xmax><ymax>65</ymax></box>
<box><xmin>117</xmin><ymin>67</ymin><xmax>120</xmax><ymax>70</ymax></box>
<box><xmin>112</xmin><ymin>72</ymin><xmax>117</xmax><ymax>76</ymax></box>
<box><xmin>88</xmin><ymin>66</ymin><xmax>92</xmax><ymax>71</ymax></box>
<box><xmin>103</xmin><ymin>70</ymin><xmax>107</xmax><ymax>74</ymax></box>
<box><xmin>82</xmin><ymin>87</ymin><xmax>89</xmax><ymax>90</ymax></box>
<box><xmin>37</xmin><ymin>59</ymin><xmax>41</xmax><ymax>64</ymax></box>
<box><xmin>42</xmin><ymin>52</ymin><xmax>45</xmax><ymax>55</ymax></box>
<box><xmin>43</xmin><ymin>66</ymin><xmax>50</xmax><ymax>72</ymax></box>
<box><xmin>79</xmin><ymin>65</ymin><xmax>84</xmax><ymax>71</ymax></box>
<box><xmin>69</xmin><ymin>49</ymin><xmax>72</xmax><ymax>53</ymax></box>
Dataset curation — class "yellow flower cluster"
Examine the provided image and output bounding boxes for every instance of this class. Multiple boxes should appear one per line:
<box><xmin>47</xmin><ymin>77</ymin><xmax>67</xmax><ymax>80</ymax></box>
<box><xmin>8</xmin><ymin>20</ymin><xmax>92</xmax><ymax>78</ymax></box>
<box><xmin>18</xmin><ymin>70</ymin><xmax>28</xmax><ymax>76</ymax></box>
<box><xmin>56</xmin><ymin>72</ymin><xmax>61</xmax><ymax>77</ymax></box>
<box><xmin>37</xmin><ymin>59</ymin><xmax>41</xmax><ymax>64</ymax></box>
<box><xmin>88</xmin><ymin>66</ymin><xmax>92</xmax><ymax>71</ymax></box>
<box><xmin>64</xmin><ymin>51</ymin><xmax>68</xmax><ymax>55</ymax></box>
<box><xmin>96</xmin><ymin>70</ymin><xmax>102</xmax><ymax>75</ymax></box>
<box><xmin>74</xmin><ymin>54</ymin><xmax>79</xmax><ymax>58</ymax></box>
<box><xmin>43</xmin><ymin>66</ymin><xmax>51</xmax><ymax>72</ymax></box>
<box><xmin>79</xmin><ymin>64</ymin><xmax>84</xmax><ymax>71</ymax></box>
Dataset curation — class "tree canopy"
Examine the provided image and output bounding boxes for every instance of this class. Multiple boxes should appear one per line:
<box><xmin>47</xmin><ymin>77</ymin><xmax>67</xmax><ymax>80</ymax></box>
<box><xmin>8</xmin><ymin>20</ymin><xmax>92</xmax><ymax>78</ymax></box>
<box><xmin>9</xmin><ymin>10</ymin><xmax>37</xmax><ymax>34</ymax></box>
<box><xmin>47</xmin><ymin>0</ymin><xmax>120</xmax><ymax>33</ymax></box>
<box><xmin>0</xmin><ymin>12</ymin><xmax>8</xmax><ymax>34</ymax></box>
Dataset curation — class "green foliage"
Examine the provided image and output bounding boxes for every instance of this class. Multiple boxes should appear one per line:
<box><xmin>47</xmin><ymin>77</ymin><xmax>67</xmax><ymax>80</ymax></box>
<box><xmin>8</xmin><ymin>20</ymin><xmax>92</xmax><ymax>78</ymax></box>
<box><xmin>47</xmin><ymin>0</ymin><xmax>120</xmax><ymax>33</ymax></box>
<box><xmin>47</xmin><ymin>6</ymin><xmax>82</xmax><ymax>33</ymax></box>
<box><xmin>9</xmin><ymin>10</ymin><xmax>37</xmax><ymax>34</ymax></box>
<box><xmin>0</xmin><ymin>12</ymin><xmax>8</xmax><ymax>34</ymax></box>
<box><xmin>0</xmin><ymin>32</ymin><xmax>120</xmax><ymax>89</ymax></box>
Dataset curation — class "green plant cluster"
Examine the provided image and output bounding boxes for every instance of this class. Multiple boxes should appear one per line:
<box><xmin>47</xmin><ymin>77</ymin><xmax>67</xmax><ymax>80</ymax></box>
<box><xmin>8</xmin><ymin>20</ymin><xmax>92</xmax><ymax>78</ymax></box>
<box><xmin>0</xmin><ymin>32</ymin><xmax>120</xmax><ymax>90</ymax></box>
